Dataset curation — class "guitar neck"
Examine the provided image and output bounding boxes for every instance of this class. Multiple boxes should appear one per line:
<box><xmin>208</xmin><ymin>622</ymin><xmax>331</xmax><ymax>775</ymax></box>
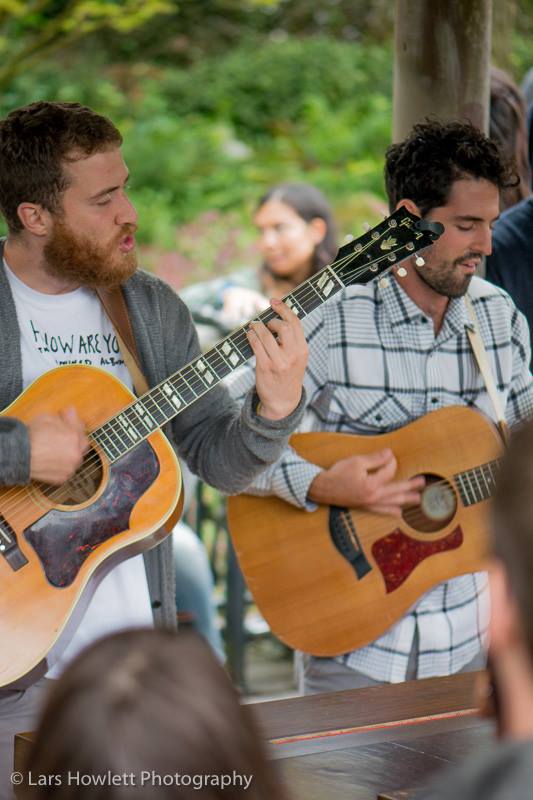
<box><xmin>454</xmin><ymin>458</ymin><xmax>501</xmax><ymax>506</ymax></box>
<box><xmin>89</xmin><ymin>268</ymin><xmax>348</xmax><ymax>463</ymax></box>
<box><xmin>88</xmin><ymin>208</ymin><xmax>442</xmax><ymax>463</ymax></box>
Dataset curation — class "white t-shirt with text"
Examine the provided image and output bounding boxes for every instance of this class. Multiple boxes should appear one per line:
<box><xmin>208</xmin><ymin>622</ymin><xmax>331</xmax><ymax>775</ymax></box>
<box><xmin>5</xmin><ymin>262</ymin><xmax>154</xmax><ymax>678</ymax></box>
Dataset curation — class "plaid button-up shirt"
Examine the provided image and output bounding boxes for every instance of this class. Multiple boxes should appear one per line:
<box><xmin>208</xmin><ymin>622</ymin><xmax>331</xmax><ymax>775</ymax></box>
<box><xmin>227</xmin><ymin>275</ymin><xmax>533</xmax><ymax>682</ymax></box>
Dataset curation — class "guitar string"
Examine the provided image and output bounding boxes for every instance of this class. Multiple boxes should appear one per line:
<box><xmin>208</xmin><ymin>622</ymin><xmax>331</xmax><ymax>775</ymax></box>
<box><xmin>0</xmin><ymin>406</ymin><xmax>495</xmax><ymax>530</ymax></box>
<box><xmin>0</xmin><ymin>238</ymin><xmax>407</xmax><ymax>517</ymax></box>
<box><xmin>401</xmin><ymin>468</ymin><xmax>497</xmax><ymax>527</ymax></box>
<box><xmin>0</xmin><ymin>411</ymin><xmax>499</xmax><ymax>535</ymax></box>
<box><xmin>108</xmin><ymin>235</ymin><xmax>434</xmax><ymax>432</ymax></box>
<box><xmin>1</xmin><ymin>412</ymin><xmax>496</xmax><ymax>529</ymax></box>
<box><xmin>0</xmin><ymin>241</ymin><xmax>379</xmax><ymax>517</ymax></box>
<box><xmin>3</xmin><ymin>330</ymin><xmax>497</xmax><ymax>525</ymax></box>
<box><xmin>0</xmin><ymin>234</ymin><xmax>434</xmax><ymax>523</ymax></box>
<box><xmin>404</xmin><ymin>459</ymin><xmax>499</xmax><ymax>516</ymax></box>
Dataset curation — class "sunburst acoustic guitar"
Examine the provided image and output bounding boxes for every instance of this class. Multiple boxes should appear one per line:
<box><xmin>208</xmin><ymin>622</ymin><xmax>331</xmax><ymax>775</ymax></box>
<box><xmin>0</xmin><ymin>208</ymin><xmax>442</xmax><ymax>688</ymax></box>
<box><xmin>227</xmin><ymin>406</ymin><xmax>504</xmax><ymax>656</ymax></box>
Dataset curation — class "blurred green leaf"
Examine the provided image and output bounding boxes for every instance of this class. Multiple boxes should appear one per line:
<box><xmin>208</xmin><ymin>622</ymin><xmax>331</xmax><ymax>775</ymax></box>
<box><xmin>0</xmin><ymin>0</ymin><xmax>173</xmax><ymax>88</ymax></box>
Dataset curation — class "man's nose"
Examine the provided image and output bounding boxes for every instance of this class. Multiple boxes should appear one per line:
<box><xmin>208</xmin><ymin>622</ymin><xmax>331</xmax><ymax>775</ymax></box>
<box><xmin>472</xmin><ymin>226</ymin><xmax>492</xmax><ymax>256</ymax></box>
<box><xmin>116</xmin><ymin>191</ymin><xmax>138</xmax><ymax>227</ymax></box>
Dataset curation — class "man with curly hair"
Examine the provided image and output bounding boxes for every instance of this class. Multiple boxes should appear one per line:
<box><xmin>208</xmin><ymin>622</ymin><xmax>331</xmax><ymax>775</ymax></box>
<box><xmin>230</xmin><ymin>119</ymin><xmax>533</xmax><ymax>694</ymax></box>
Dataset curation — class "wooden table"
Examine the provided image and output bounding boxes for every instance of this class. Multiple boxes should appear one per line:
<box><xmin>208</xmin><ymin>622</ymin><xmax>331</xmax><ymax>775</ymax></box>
<box><xmin>14</xmin><ymin>673</ymin><xmax>494</xmax><ymax>800</ymax></box>
<box><xmin>249</xmin><ymin>672</ymin><xmax>495</xmax><ymax>800</ymax></box>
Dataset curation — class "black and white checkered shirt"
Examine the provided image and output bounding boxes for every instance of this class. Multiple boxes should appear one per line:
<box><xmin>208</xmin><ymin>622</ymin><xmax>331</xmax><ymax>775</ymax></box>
<box><xmin>228</xmin><ymin>275</ymin><xmax>533</xmax><ymax>682</ymax></box>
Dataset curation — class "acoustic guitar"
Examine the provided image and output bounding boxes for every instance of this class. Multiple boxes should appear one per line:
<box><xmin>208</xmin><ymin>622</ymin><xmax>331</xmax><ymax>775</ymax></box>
<box><xmin>0</xmin><ymin>208</ymin><xmax>441</xmax><ymax>688</ymax></box>
<box><xmin>227</xmin><ymin>406</ymin><xmax>503</xmax><ymax>656</ymax></box>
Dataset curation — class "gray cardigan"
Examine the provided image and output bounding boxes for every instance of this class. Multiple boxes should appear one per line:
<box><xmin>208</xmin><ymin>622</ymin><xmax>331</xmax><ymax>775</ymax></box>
<box><xmin>0</xmin><ymin>253</ymin><xmax>305</xmax><ymax>628</ymax></box>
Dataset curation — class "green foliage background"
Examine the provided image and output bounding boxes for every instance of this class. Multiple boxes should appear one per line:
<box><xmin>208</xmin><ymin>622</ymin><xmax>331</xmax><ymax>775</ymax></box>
<box><xmin>0</xmin><ymin>0</ymin><xmax>531</xmax><ymax>284</ymax></box>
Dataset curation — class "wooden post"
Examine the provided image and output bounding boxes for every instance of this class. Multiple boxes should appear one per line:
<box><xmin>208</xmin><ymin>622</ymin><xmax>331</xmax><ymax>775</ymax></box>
<box><xmin>393</xmin><ymin>0</ymin><xmax>493</xmax><ymax>141</ymax></box>
<box><xmin>393</xmin><ymin>1</ymin><xmax>492</xmax><ymax>276</ymax></box>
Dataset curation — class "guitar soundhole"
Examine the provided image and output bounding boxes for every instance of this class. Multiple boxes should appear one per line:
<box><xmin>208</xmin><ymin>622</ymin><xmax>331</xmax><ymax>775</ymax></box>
<box><xmin>40</xmin><ymin>447</ymin><xmax>104</xmax><ymax>507</ymax></box>
<box><xmin>401</xmin><ymin>473</ymin><xmax>457</xmax><ymax>533</ymax></box>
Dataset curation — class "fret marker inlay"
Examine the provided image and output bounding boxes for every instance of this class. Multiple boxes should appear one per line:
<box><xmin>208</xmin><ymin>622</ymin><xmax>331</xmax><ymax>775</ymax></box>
<box><xmin>317</xmin><ymin>274</ymin><xmax>335</xmax><ymax>297</ymax></box>
<box><xmin>195</xmin><ymin>358</ymin><xmax>215</xmax><ymax>384</ymax></box>
<box><xmin>285</xmin><ymin>298</ymin><xmax>301</xmax><ymax>316</ymax></box>
<box><xmin>134</xmin><ymin>403</ymin><xmax>155</xmax><ymax>429</ymax></box>
<box><xmin>163</xmin><ymin>382</ymin><xmax>182</xmax><ymax>409</ymax></box>
<box><xmin>118</xmin><ymin>413</ymin><xmax>139</xmax><ymax>441</ymax></box>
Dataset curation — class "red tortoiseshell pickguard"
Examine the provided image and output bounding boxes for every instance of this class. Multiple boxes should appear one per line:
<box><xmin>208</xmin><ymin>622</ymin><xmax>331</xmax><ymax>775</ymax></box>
<box><xmin>371</xmin><ymin>526</ymin><xmax>463</xmax><ymax>594</ymax></box>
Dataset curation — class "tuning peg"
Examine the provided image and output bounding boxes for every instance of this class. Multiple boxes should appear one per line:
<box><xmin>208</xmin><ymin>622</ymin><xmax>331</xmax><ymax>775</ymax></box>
<box><xmin>415</xmin><ymin>256</ymin><xmax>425</xmax><ymax>267</ymax></box>
<box><xmin>379</xmin><ymin>277</ymin><xmax>389</xmax><ymax>289</ymax></box>
<box><xmin>362</xmin><ymin>222</ymin><xmax>371</xmax><ymax>232</ymax></box>
<box><xmin>344</xmin><ymin>234</ymin><xmax>354</xmax><ymax>243</ymax></box>
<box><xmin>397</xmin><ymin>266</ymin><xmax>407</xmax><ymax>278</ymax></box>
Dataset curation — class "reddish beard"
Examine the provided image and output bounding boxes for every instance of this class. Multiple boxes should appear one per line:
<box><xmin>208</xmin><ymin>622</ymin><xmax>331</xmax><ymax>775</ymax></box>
<box><xmin>43</xmin><ymin>217</ymin><xmax>138</xmax><ymax>289</ymax></box>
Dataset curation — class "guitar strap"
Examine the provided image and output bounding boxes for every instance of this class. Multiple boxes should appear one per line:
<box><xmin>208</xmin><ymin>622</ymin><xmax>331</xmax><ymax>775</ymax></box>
<box><xmin>95</xmin><ymin>286</ymin><xmax>184</xmax><ymax>534</ymax></box>
<box><xmin>95</xmin><ymin>287</ymin><xmax>149</xmax><ymax>396</ymax></box>
<box><xmin>464</xmin><ymin>294</ymin><xmax>510</xmax><ymax>446</ymax></box>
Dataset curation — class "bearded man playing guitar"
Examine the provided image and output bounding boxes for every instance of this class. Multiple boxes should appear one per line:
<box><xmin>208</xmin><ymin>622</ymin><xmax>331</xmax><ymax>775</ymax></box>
<box><xmin>229</xmin><ymin>120</ymin><xmax>533</xmax><ymax>695</ymax></box>
<box><xmin>0</xmin><ymin>101</ymin><xmax>308</xmax><ymax>794</ymax></box>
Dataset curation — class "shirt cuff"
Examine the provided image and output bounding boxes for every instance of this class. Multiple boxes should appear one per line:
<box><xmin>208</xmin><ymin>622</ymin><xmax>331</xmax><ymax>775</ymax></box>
<box><xmin>244</xmin><ymin>388</ymin><xmax>307</xmax><ymax>437</ymax></box>
<box><xmin>0</xmin><ymin>417</ymin><xmax>31</xmax><ymax>485</ymax></box>
<box><xmin>271</xmin><ymin>460</ymin><xmax>323</xmax><ymax>510</ymax></box>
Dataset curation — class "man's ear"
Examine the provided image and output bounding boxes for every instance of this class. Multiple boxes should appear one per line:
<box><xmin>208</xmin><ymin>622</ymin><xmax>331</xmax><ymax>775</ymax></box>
<box><xmin>16</xmin><ymin>203</ymin><xmax>52</xmax><ymax>237</ymax></box>
<box><xmin>395</xmin><ymin>198</ymin><xmax>422</xmax><ymax>217</ymax></box>
<box><xmin>489</xmin><ymin>557</ymin><xmax>522</xmax><ymax>655</ymax></box>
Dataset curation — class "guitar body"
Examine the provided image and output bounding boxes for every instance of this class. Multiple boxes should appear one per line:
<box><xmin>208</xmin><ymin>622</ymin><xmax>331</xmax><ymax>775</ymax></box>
<box><xmin>0</xmin><ymin>208</ymin><xmax>443</xmax><ymax>686</ymax></box>
<box><xmin>227</xmin><ymin>406</ymin><xmax>502</xmax><ymax>656</ymax></box>
<box><xmin>0</xmin><ymin>366</ymin><xmax>182</xmax><ymax>688</ymax></box>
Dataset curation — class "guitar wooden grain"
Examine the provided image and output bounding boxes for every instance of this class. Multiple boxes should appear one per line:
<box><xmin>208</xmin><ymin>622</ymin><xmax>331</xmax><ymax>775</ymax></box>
<box><xmin>227</xmin><ymin>406</ymin><xmax>502</xmax><ymax>656</ymax></box>
<box><xmin>0</xmin><ymin>365</ymin><xmax>182</xmax><ymax>688</ymax></box>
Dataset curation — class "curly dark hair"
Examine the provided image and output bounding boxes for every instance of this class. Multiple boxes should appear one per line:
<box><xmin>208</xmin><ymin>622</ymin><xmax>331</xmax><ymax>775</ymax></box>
<box><xmin>0</xmin><ymin>101</ymin><xmax>122</xmax><ymax>233</ymax></box>
<box><xmin>384</xmin><ymin>119</ymin><xmax>518</xmax><ymax>215</ymax></box>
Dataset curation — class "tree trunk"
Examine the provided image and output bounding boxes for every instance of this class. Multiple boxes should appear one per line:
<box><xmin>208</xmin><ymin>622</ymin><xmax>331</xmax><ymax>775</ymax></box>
<box><xmin>393</xmin><ymin>0</ymin><xmax>493</xmax><ymax>141</ymax></box>
<box><xmin>393</xmin><ymin>0</ymin><xmax>492</xmax><ymax>276</ymax></box>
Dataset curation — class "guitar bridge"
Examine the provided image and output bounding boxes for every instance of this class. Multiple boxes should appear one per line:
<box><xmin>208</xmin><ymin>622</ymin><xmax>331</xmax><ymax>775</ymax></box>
<box><xmin>0</xmin><ymin>514</ymin><xmax>28</xmax><ymax>571</ymax></box>
<box><xmin>328</xmin><ymin>506</ymin><xmax>371</xmax><ymax>580</ymax></box>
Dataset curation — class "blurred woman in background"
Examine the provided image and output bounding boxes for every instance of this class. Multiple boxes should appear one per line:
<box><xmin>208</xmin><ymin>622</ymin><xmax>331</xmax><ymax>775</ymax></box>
<box><xmin>173</xmin><ymin>184</ymin><xmax>338</xmax><ymax>662</ymax></box>
<box><xmin>181</xmin><ymin>182</ymin><xmax>337</xmax><ymax>346</ymax></box>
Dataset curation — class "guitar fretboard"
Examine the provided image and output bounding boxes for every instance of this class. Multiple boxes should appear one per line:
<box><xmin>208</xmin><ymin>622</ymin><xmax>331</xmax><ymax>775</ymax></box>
<box><xmin>86</xmin><ymin>208</ymin><xmax>440</xmax><ymax>463</ymax></box>
<box><xmin>454</xmin><ymin>459</ymin><xmax>500</xmax><ymax>506</ymax></box>
<box><xmin>90</xmin><ymin>265</ymin><xmax>349</xmax><ymax>462</ymax></box>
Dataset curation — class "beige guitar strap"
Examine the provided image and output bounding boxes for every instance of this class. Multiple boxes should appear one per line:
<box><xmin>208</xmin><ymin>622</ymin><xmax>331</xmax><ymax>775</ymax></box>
<box><xmin>464</xmin><ymin>294</ymin><xmax>510</xmax><ymax>446</ymax></box>
<box><xmin>113</xmin><ymin>328</ymin><xmax>149</xmax><ymax>396</ymax></box>
<box><xmin>95</xmin><ymin>286</ymin><xmax>183</xmax><ymax>533</ymax></box>
<box><xmin>95</xmin><ymin>287</ymin><xmax>149</xmax><ymax>395</ymax></box>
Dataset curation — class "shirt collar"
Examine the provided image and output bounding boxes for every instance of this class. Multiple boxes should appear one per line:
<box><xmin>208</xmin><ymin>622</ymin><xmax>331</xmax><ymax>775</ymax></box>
<box><xmin>379</xmin><ymin>275</ymin><xmax>474</xmax><ymax>334</ymax></box>
<box><xmin>379</xmin><ymin>276</ymin><xmax>428</xmax><ymax>328</ymax></box>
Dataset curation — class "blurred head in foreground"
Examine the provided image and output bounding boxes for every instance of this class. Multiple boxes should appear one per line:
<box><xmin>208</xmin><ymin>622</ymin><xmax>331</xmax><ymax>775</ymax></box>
<box><xmin>23</xmin><ymin>629</ymin><xmax>285</xmax><ymax>799</ymax></box>
<box><xmin>489</xmin><ymin>420</ymin><xmax>533</xmax><ymax>738</ymax></box>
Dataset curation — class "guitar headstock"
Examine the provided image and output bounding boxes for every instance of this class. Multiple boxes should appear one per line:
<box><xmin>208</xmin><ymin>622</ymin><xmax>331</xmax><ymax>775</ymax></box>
<box><xmin>332</xmin><ymin>208</ymin><xmax>444</xmax><ymax>288</ymax></box>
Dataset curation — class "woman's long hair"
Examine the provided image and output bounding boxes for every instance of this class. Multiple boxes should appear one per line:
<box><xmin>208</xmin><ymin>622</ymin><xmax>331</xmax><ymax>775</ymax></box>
<box><xmin>490</xmin><ymin>66</ymin><xmax>532</xmax><ymax>210</ymax></box>
<box><xmin>22</xmin><ymin>629</ymin><xmax>287</xmax><ymax>800</ymax></box>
